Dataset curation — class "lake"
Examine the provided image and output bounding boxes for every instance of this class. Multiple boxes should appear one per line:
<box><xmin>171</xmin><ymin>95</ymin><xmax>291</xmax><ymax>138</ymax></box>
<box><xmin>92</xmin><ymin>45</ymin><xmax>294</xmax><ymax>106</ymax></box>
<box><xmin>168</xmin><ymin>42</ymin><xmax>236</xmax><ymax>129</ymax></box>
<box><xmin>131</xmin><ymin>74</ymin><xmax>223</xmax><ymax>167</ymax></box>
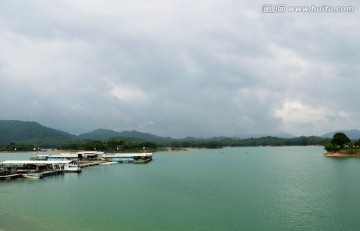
<box><xmin>1</xmin><ymin>146</ymin><xmax>360</xmax><ymax>231</ymax></box>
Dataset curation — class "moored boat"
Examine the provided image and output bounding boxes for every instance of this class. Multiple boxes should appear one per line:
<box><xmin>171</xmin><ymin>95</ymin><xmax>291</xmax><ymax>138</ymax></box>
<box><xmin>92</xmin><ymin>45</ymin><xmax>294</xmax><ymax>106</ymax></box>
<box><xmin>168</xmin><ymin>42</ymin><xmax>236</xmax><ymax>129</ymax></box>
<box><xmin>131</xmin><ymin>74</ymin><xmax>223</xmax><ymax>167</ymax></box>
<box><xmin>22</xmin><ymin>173</ymin><xmax>42</xmax><ymax>179</ymax></box>
<box><xmin>64</xmin><ymin>163</ymin><xmax>81</xmax><ymax>172</ymax></box>
<box><xmin>99</xmin><ymin>162</ymin><xmax>117</xmax><ymax>165</ymax></box>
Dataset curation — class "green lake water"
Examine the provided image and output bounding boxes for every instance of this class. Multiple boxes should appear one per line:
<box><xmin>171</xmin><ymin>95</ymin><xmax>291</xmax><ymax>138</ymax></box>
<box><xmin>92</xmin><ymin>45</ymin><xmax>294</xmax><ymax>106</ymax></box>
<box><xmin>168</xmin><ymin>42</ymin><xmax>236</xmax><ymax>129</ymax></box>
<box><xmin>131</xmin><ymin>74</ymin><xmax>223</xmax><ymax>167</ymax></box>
<box><xmin>1</xmin><ymin>146</ymin><xmax>360</xmax><ymax>231</ymax></box>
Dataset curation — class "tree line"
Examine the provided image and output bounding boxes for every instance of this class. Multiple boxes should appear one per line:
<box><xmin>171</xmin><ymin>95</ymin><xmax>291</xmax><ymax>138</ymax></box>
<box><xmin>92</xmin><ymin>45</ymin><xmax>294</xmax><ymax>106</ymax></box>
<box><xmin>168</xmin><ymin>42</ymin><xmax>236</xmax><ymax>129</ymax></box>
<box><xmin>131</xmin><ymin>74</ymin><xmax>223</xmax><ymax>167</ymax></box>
<box><xmin>0</xmin><ymin>143</ymin><xmax>38</xmax><ymax>152</ymax></box>
<box><xmin>0</xmin><ymin>135</ymin><xmax>335</xmax><ymax>151</ymax></box>
<box><xmin>0</xmin><ymin>138</ymin><xmax>157</xmax><ymax>152</ymax></box>
<box><xmin>162</xmin><ymin>136</ymin><xmax>329</xmax><ymax>149</ymax></box>
<box><xmin>60</xmin><ymin>138</ymin><xmax>157</xmax><ymax>152</ymax></box>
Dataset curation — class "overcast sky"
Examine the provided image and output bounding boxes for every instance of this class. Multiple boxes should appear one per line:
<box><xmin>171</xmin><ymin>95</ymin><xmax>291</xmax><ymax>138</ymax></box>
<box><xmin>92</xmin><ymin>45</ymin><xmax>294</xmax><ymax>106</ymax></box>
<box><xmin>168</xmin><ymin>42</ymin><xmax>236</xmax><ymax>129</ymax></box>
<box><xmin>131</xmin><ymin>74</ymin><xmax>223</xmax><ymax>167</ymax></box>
<box><xmin>0</xmin><ymin>0</ymin><xmax>359</xmax><ymax>138</ymax></box>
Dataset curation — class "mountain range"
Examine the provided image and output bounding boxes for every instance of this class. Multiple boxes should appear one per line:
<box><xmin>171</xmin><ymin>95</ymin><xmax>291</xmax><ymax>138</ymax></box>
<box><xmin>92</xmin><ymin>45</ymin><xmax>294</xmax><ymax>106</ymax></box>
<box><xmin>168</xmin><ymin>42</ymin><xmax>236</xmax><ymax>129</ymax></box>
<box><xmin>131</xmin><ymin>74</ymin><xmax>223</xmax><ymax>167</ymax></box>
<box><xmin>78</xmin><ymin>129</ymin><xmax>173</xmax><ymax>143</ymax></box>
<box><xmin>0</xmin><ymin>120</ymin><xmax>360</xmax><ymax>146</ymax></box>
<box><xmin>233</xmin><ymin>131</ymin><xmax>296</xmax><ymax>139</ymax></box>
<box><xmin>0</xmin><ymin>120</ymin><xmax>76</xmax><ymax>145</ymax></box>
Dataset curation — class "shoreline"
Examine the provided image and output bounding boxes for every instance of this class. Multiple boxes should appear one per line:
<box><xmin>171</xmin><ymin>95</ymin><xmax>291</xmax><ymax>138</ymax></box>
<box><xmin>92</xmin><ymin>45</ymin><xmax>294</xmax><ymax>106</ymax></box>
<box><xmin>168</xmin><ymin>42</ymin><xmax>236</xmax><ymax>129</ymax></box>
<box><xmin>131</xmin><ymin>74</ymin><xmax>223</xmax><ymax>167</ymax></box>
<box><xmin>323</xmin><ymin>152</ymin><xmax>360</xmax><ymax>157</ymax></box>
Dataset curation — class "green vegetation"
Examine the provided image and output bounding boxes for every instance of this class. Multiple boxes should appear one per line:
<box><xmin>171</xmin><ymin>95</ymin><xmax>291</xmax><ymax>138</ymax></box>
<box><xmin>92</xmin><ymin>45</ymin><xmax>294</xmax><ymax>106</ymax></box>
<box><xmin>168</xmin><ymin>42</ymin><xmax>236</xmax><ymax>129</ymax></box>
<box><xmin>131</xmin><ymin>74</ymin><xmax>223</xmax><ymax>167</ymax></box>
<box><xmin>60</xmin><ymin>137</ymin><xmax>157</xmax><ymax>152</ymax></box>
<box><xmin>163</xmin><ymin>136</ymin><xmax>328</xmax><ymax>149</ymax></box>
<box><xmin>0</xmin><ymin>135</ymin><xmax>330</xmax><ymax>152</ymax></box>
<box><xmin>0</xmin><ymin>143</ymin><xmax>38</xmax><ymax>152</ymax></box>
<box><xmin>324</xmin><ymin>132</ymin><xmax>360</xmax><ymax>153</ymax></box>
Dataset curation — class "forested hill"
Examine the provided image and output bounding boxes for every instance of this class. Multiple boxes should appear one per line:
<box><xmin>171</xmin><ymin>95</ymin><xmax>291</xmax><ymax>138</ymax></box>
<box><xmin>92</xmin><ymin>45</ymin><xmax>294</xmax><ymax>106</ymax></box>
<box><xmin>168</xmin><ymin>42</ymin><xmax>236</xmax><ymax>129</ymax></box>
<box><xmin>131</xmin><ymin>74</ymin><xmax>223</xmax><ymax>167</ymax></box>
<box><xmin>79</xmin><ymin>129</ymin><xmax>173</xmax><ymax>143</ymax></box>
<box><xmin>0</xmin><ymin>120</ymin><xmax>76</xmax><ymax>145</ymax></box>
<box><xmin>0</xmin><ymin>120</ymin><xmax>339</xmax><ymax>149</ymax></box>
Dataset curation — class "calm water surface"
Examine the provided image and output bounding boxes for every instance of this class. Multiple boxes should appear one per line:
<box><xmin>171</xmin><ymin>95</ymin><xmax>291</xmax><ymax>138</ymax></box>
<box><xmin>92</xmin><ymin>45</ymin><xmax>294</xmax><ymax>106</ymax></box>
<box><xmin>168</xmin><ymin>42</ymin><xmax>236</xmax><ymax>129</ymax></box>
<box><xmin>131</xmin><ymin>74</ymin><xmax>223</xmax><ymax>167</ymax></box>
<box><xmin>1</xmin><ymin>147</ymin><xmax>360</xmax><ymax>231</ymax></box>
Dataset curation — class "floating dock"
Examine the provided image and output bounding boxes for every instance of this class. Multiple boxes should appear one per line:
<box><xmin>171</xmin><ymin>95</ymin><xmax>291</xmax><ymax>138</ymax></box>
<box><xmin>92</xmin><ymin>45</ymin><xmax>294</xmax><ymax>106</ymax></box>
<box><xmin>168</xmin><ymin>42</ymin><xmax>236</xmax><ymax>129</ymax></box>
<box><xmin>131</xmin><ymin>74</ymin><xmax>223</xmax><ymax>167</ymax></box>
<box><xmin>1</xmin><ymin>160</ymin><xmax>69</xmax><ymax>180</ymax></box>
<box><xmin>0</xmin><ymin>151</ymin><xmax>154</xmax><ymax>181</ymax></box>
<box><xmin>0</xmin><ymin>173</ymin><xmax>23</xmax><ymax>180</ymax></box>
<box><xmin>78</xmin><ymin>160</ymin><xmax>106</xmax><ymax>168</ymax></box>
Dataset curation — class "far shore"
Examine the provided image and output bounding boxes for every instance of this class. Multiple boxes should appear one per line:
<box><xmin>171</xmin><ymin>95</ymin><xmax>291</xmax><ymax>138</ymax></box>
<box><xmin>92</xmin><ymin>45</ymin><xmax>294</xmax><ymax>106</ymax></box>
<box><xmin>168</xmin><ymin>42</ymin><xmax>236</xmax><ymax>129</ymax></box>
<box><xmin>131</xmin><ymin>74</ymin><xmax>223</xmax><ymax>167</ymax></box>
<box><xmin>1</xmin><ymin>148</ymin><xmax>189</xmax><ymax>154</ymax></box>
<box><xmin>324</xmin><ymin>152</ymin><xmax>360</xmax><ymax>157</ymax></box>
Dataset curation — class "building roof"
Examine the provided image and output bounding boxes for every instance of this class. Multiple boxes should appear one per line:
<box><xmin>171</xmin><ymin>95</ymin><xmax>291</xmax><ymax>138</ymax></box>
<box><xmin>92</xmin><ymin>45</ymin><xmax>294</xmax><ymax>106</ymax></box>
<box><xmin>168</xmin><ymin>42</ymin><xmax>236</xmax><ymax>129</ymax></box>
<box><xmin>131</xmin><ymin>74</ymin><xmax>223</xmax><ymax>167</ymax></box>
<box><xmin>77</xmin><ymin>151</ymin><xmax>104</xmax><ymax>155</ymax></box>
<box><xmin>48</xmin><ymin>153</ymin><xmax>79</xmax><ymax>158</ymax></box>
<box><xmin>104</xmin><ymin>153</ymin><xmax>152</xmax><ymax>158</ymax></box>
<box><xmin>1</xmin><ymin>160</ymin><xmax>71</xmax><ymax>165</ymax></box>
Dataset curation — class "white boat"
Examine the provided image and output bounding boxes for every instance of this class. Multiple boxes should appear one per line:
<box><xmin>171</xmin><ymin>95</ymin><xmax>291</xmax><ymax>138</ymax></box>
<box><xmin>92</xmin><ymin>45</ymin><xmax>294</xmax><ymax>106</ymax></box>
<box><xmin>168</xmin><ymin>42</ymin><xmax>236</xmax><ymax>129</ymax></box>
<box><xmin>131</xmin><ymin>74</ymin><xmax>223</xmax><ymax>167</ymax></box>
<box><xmin>64</xmin><ymin>163</ymin><xmax>81</xmax><ymax>172</ymax></box>
<box><xmin>22</xmin><ymin>173</ymin><xmax>42</xmax><ymax>179</ymax></box>
<box><xmin>100</xmin><ymin>162</ymin><xmax>117</xmax><ymax>165</ymax></box>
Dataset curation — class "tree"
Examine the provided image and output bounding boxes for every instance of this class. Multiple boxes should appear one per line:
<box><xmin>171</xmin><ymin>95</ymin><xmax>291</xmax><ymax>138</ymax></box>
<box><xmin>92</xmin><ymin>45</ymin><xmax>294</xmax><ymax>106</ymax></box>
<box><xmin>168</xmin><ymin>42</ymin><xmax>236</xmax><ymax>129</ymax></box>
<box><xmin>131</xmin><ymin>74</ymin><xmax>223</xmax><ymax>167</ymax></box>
<box><xmin>330</xmin><ymin>132</ymin><xmax>351</xmax><ymax>149</ymax></box>
<box><xmin>324</xmin><ymin>142</ymin><xmax>336</xmax><ymax>152</ymax></box>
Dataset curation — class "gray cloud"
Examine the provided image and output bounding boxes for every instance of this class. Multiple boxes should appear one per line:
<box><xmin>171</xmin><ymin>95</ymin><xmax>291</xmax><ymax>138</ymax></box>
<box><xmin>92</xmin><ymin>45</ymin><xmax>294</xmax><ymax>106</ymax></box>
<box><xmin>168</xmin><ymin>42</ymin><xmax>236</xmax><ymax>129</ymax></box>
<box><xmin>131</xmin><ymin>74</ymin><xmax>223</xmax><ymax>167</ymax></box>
<box><xmin>0</xmin><ymin>0</ymin><xmax>359</xmax><ymax>137</ymax></box>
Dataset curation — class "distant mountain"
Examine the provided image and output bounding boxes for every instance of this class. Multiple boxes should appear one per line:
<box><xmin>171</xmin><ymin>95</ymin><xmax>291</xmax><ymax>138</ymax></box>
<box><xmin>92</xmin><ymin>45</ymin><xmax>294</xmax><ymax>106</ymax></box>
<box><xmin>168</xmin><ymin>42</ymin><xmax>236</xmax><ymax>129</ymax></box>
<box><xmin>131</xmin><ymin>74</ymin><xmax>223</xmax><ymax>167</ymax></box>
<box><xmin>234</xmin><ymin>132</ymin><xmax>296</xmax><ymax>139</ymax></box>
<box><xmin>321</xmin><ymin>129</ymin><xmax>360</xmax><ymax>140</ymax></box>
<box><xmin>0</xmin><ymin>120</ymin><xmax>76</xmax><ymax>145</ymax></box>
<box><xmin>117</xmin><ymin>130</ymin><xmax>173</xmax><ymax>143</ymax></box>
<box><xmin>178</xmin><ymin>136</ymin><xmax>200</xmax><ymax>142</ymax></box>
<box><xmin>78</xmin><ymin>129</ymin><xmax>121</xmax><ymax>140</ymax></box>
<box><xmin>79</xmin><ymin>129</ymin><xmax>173</xmax><ymax>143</ymax></box>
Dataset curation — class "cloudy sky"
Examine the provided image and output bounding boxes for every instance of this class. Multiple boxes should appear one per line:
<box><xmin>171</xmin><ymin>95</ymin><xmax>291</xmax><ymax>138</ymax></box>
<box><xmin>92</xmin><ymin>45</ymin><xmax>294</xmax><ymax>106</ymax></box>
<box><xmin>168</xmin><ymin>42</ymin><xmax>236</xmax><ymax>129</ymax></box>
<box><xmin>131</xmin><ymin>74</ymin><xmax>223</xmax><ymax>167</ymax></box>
<box><xmin>0</xmin><ymin>0</ymin><xmax>359</xmax><ymax>138</ymax></box>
